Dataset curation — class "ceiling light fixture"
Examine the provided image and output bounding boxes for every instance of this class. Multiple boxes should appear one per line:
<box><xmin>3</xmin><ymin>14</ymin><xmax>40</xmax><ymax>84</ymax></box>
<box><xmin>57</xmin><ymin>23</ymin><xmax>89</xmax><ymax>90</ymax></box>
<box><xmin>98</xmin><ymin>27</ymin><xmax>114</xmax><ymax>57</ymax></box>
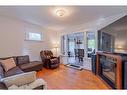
<box><xmin>56</xmin><ymin>9</ymin><xmax>65</xmax><ymax>17</ymax></box>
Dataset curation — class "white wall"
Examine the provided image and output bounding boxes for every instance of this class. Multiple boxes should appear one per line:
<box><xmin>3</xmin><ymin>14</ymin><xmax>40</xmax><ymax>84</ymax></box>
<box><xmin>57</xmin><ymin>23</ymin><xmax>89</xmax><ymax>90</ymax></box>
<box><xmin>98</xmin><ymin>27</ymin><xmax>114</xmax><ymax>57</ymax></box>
<box><xmin>0</xmin><ymin>16</ymin><xmax>50</xmax><ymax>61</ymax></box>
<box><xmin>0</xmin><ymin>12</ymin><xmax>126</xmax><ymax>61</ymax></box>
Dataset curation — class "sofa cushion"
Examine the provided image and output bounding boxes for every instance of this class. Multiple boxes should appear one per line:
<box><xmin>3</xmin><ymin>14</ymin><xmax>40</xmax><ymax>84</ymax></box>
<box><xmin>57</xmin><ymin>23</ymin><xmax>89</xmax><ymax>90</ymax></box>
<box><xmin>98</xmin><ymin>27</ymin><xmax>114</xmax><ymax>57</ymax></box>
<box><xmin>8</xmin><ymin>84</ymin><xmax>19</xmax><ymax>89</ymax></box>
<box><xmin>16</xmin><ymin>55</ymin><xmax>30</xmax><ymax>65</ymax></box>
<box><xmin>8</xmin><ymin>78</ymin><xmax>46</xmax><ymax>89</ymax></box>
<box><xmin>2</xmin><ymin>71</ymin><xmax>36</xmax><ymax>87</ymax></box>
<box><xmin>19</xmin><ymin>61</ymin><xmax>43</xmax><ymax>72</ymax></box>
<box><xmin>4</xmin><ymin>66</ymin><xmax>23</xmax><ymax>77</ymax></box>
<box><xmin>0</xmin><ymin>58</ymin><xmax>17</xmax><ymax>72</ymax></box>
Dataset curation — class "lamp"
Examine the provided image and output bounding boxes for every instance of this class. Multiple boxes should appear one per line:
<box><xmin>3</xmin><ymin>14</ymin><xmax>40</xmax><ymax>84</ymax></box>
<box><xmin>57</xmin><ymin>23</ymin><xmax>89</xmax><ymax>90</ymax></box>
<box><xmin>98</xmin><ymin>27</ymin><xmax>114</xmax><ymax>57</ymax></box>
<box><xmin>53</xmin><ymin>44</ymin><xmax>59</xmax><ymax>57</ymax></box>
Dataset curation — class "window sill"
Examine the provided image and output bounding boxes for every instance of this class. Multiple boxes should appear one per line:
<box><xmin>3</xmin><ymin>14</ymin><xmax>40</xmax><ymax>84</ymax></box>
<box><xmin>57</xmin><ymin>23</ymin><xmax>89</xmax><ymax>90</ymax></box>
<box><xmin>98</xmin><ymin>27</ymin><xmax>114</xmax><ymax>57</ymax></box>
<box><xmin>24</xmin><ymin>39</ymin><xmax>44</xmax><ymax>42</ymax></box>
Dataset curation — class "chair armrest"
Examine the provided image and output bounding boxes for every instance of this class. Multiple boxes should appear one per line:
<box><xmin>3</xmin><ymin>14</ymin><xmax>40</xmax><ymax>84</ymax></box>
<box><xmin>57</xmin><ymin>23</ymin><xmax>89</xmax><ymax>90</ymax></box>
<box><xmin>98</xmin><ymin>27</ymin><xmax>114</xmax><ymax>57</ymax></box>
<box><xmin>51</xmin><ymin>57</ymin><xmax>60</xmax><ymax>63</ymax></box>
<box><xmin>44</xmin><ymin>58</ymin><xmax>50</xmax><ymax>60</ymax></box>
<box><xmin>51</xmin><ymin>57</ymin><xmax>57</xmax><ymax>59</ymax></box>
<box><xmin>41</xmin><ymin>57</ymin><xmax>50</xmax><ymax>62</ymax></box>
<box><xmin>0</xmin><ymin>82</ymin><xmax>8</xmax><ymax>89</ymax></box>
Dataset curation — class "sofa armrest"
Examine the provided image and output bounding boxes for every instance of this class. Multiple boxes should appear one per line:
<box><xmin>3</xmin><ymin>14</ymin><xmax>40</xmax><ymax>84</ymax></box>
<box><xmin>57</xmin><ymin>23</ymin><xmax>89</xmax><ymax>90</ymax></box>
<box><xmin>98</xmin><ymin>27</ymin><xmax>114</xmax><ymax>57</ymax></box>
<box><xmin>33</xmin><ymin>85</ymin><xmax>43</xmax><ymax>89</ymax></box>
<box><xmin>29</xmin><ymin>78</ymin><xmax>47</xmax><ymax>89</ymax></box>
<box><xmin>0</xmin><ymin>82</ymin><xmax>8</xmax><ymax>89</ymax></box>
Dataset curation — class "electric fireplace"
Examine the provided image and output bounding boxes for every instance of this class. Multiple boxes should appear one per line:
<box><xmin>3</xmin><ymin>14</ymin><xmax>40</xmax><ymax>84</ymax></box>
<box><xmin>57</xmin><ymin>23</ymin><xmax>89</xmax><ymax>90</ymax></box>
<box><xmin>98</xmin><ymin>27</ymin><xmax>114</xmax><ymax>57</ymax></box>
<box><xmin>96</xmin><ymin>52</ymin><xmax>122</xmax><ymax>89</ymax></box>
<box><xmin>99</xmin><ymin>56</ymin><xmax>116</xmax><ymax>88</ymax></box>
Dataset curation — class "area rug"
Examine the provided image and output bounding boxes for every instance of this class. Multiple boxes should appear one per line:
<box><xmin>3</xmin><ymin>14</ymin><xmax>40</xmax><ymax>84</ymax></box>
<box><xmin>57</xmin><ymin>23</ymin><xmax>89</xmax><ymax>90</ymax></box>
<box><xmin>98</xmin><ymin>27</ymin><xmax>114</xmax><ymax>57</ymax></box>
<box><xmin>65</xmin><ymin>64</ymin><xmax>83</xmax><ymax>70</ymax></box>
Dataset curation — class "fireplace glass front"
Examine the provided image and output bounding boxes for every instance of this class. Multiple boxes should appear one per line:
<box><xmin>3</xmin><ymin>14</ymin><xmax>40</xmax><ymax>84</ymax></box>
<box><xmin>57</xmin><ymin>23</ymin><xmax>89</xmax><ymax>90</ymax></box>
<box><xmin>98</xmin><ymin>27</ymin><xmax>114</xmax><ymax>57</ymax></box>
<box><xmin>100</xmin><ymin>56</ymin><xmax>116</xmax><ymax>88</ymax></box>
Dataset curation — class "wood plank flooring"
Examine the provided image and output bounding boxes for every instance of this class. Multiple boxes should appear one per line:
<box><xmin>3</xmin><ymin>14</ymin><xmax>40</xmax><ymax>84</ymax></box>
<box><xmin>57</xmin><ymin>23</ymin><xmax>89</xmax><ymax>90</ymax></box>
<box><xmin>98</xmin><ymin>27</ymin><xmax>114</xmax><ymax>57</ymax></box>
<box><xmin>37</xmin><ymin>65</ymin><xmax>110</xmax><ymax>89</ymax></box>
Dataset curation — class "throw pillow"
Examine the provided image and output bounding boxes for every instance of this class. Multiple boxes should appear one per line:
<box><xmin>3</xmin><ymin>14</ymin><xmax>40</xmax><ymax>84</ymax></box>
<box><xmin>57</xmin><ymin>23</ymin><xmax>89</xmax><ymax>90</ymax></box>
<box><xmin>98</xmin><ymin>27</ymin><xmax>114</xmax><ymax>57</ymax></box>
<box><xmin>0</xmin><ymin>58</ymin><xmax>16</xmax><ymax>72</ymax></box>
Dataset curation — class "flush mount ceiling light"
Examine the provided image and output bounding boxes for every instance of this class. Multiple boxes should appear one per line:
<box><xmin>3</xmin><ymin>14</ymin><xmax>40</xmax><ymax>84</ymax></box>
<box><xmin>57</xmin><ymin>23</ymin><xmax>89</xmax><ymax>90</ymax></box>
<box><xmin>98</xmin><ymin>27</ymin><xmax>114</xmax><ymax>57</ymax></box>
<box><xmin>51</xmin><ymin>7</ymin><xmax>73</xmax><ymax>18</ymax></box>
<box><xmin>56</xmin><ymin>8</ymin><xmax>65</xmax><ymax>17</ymax></box>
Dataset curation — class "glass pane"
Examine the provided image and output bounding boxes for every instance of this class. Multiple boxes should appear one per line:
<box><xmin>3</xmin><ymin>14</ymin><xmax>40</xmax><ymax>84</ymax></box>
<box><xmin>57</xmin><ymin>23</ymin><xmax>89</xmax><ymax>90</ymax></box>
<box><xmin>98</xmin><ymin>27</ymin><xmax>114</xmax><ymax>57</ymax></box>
<box><xmin>68</xmin><ymin>38</ymin><xmax>75</xmax><ymax>57</ymax></box>
<box><xmin>87</xmin><ymin>32</ymin><xmax>95</xmax><ymax>58</ymax></box>
<box><xmin>67</xmin><ymin>32</ymin><xmax>84</xmax><ymax>66</ymax></box>
<box><xmin>29</xmin><ymin>32</ymin><xmax>41</xmax><ymax>41</ymax></box>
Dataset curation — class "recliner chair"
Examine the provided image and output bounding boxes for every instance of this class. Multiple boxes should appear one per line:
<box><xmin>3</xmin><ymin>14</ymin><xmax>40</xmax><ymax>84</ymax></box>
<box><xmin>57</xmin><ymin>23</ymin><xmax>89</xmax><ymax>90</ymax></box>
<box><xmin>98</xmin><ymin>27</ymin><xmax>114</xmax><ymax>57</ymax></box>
<box><xmin>40</xmin><ymin>50</ymin><xmax>60</xmax><ymax>69</ymax></box>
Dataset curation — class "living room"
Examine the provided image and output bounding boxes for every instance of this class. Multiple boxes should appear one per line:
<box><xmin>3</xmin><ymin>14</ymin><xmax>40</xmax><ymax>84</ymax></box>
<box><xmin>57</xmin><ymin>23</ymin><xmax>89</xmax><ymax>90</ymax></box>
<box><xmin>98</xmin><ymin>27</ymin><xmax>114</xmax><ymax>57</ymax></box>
<box><xmin>0</xmin><ymin>1</ymin><xmax>127</xmax><ymax>95</ymax></box>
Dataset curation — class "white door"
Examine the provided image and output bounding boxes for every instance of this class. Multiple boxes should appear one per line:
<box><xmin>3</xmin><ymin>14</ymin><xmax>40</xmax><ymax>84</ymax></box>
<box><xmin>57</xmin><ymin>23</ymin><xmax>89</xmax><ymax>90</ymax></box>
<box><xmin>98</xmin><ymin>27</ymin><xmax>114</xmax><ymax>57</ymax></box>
<box><xmin>83</xmin><ymin>32</ymin><xmax>95</xmax><ymax>70</ymax></box>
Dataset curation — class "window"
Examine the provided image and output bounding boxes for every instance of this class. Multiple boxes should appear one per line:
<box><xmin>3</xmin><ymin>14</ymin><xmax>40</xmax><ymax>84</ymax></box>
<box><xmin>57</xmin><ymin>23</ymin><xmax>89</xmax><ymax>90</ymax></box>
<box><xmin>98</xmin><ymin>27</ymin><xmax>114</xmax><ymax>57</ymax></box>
<box><xmin>25</xmin><ymin>32</ymin><xmax>42</xmax><ymax>41</ymax></box>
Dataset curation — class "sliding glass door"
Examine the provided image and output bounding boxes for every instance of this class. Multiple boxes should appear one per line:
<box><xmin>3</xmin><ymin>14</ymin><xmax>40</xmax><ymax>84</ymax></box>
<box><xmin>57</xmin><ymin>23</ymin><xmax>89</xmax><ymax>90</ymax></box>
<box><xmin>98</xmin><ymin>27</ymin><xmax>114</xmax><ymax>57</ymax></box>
<box><xmin>61</xmin><ymin>31</ymin><xmax>96</xmax><ymax>70</ymax></box>
<box><xmin>67</xmin><ymin>32</ymin><xmax>85</xmax><ymax>66</ymax></box>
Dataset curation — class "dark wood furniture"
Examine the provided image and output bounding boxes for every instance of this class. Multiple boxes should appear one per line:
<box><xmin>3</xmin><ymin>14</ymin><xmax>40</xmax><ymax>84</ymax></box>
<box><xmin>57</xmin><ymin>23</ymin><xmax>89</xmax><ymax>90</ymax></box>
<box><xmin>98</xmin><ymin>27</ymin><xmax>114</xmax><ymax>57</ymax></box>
<box><xmin>96</xmin><ymin>52</ymin><xmax>122</xmax><ymax>89</ymax></box>
<box><xmin>74</xmin><ymin>49</ymin><xmax>84</xmax><ymax>62</ymax></box>
<box><xmin>91</xmin><ymin>54</ymin><xmax>96</xmax><ymax>75</ymax></box>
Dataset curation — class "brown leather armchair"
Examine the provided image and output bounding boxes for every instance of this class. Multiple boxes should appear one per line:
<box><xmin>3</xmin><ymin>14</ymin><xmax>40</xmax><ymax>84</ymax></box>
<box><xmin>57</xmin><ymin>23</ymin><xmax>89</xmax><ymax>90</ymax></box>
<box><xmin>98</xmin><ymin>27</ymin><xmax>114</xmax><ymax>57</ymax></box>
<box><xmin>40</xmin><ymin>50</ymin><xmax>60</xmax><ymax>69</ymax></box>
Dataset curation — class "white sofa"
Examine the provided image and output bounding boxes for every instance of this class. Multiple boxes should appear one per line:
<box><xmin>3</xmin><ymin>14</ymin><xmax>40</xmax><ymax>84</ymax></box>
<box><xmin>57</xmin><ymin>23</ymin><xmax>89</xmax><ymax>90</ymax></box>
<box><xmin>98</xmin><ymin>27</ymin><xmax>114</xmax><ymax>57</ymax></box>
<box><xmin>1</xmin><ymin>71</ymin><xmax>47</xmax><ymax>89</ymax></box>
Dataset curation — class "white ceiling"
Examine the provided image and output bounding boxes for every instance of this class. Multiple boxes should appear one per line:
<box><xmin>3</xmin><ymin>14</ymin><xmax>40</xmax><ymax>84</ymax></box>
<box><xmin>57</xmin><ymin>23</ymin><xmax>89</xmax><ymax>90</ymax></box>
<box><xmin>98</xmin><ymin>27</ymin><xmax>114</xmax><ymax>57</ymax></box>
<box><xmin>0</xmin><ymin>6</ymin><xmax>127</xmax><ymax>31</ymax></box>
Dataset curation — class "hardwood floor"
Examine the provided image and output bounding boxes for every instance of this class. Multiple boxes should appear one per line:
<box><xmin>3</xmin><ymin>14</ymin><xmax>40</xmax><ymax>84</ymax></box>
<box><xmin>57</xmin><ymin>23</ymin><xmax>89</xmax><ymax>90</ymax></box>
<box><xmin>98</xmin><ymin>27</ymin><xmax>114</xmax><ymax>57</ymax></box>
<box><xmin>37</xmin><ymin>65</ymin><xmax>110</xmax><ymax>89</ymax></box>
